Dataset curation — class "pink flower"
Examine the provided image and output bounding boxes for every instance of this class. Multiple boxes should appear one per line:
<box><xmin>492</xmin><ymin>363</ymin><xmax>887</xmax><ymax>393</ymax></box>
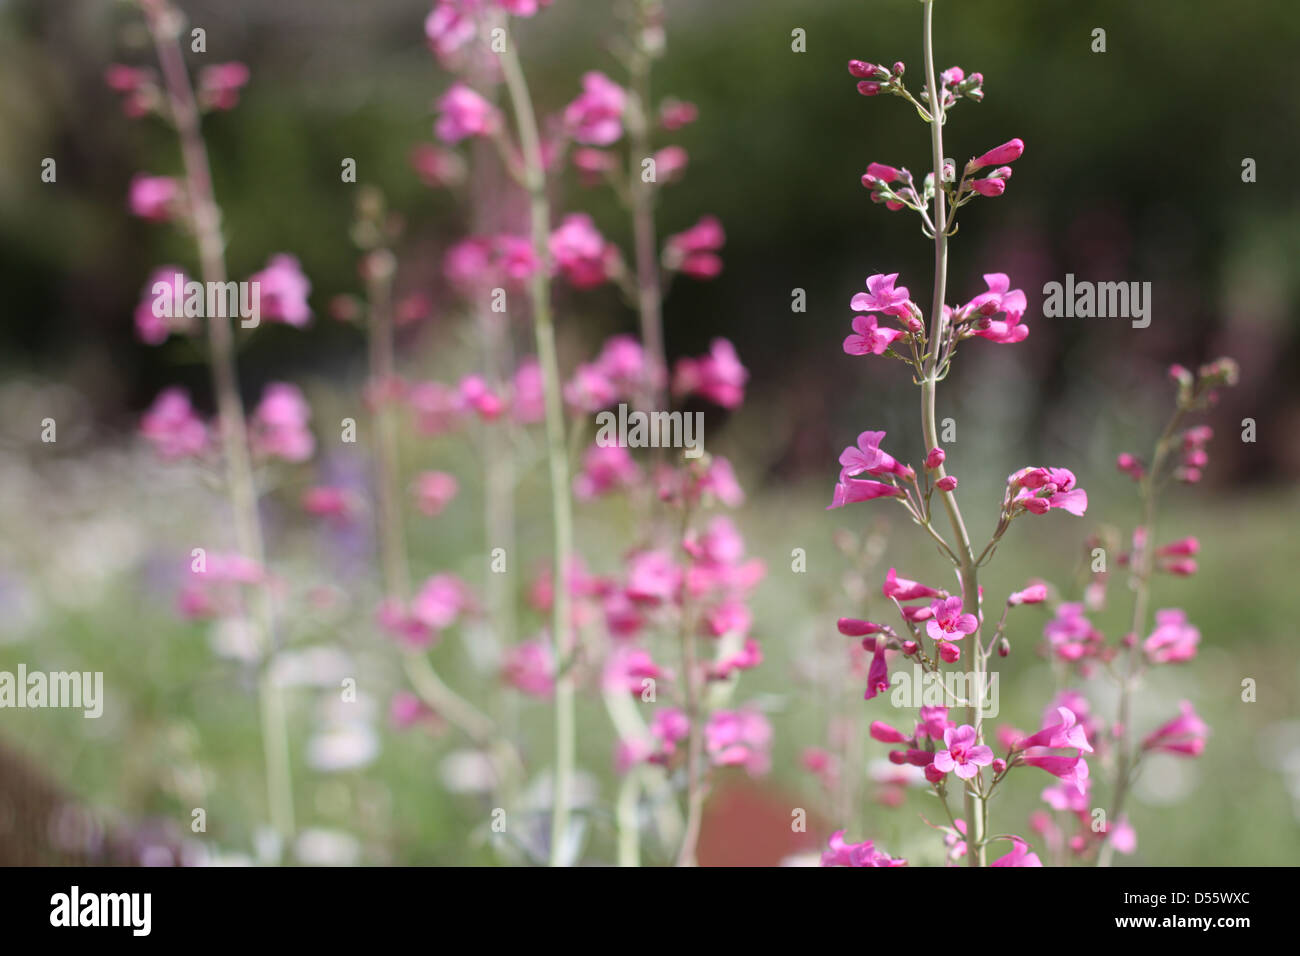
<box><xmin>650</xmin><ymin>707</ymin><xmax>690</xmax><ymax>750</ymax></box>
<box><xmin>197</xmin><ymin>62</ymin><xmax>249</xmax><ymax>111</ymax></box>
<box><xmin>134</xmin><ymin>267</ymin><xmax>190</xmax><ymax>344</ymax></box>
<box><xmin>870</xmin><ymin>720</ymin><xmax>908</xmax><ymax>744</ymax></box>
<box><xmin>1008</xmin><ymin>582</ymin><xmax>1048</xmax><ymax>605</ymax></box>
<box><xmin>1014</xmin><ymin>706</ymin><xmax>1093</xmax><ymax>753</ymax></box>
<box><xmin>572</xmin><ymin>147</ymin><xmax>617</xmax><ymax>186</ymax></box>
<box><xmin>926</xmin><ymin>597</ymin><xmax>978</xmax><ymax>641</ymax></box>
<box><xmin>549</xmin><ymin>213</ymin><xmax>619</xmax><ymax>289</ymax></box>
<box><xmin>250</xmin><ymin>383</ymin><xmax>314</xmax><ymax>462</ymax></box>
<box><xmin>968</xmin><ymin>137</ymin><xmax>1024</xmax><ymax>171</ymax></box>
<box><xmin>706</xmin><ymin>599</ymin><xmax>752</xmax><ymax>638</ymax></box>
<box><xmin>932</xmin><ymin>724</ymin><xmax>994</xmax><ymax>779</ymax></box>
<box><xmin>709</xmin><ymin>637</ymin><xmax>763</xmax><ymax>680</ymax></box>
<box><xmin>564</xmin><ymin>71</ymin><xmax>626</xmax><ymax>146</ymax></box>
<box><xmin>411</xmin><ymin>573</ymin><xmax>475</xmax><ymax>630</ymax></box>
<box><xmin>250</xmin><ymin>254</ymin><xmax>312</xmax><ymax>327</ymax></box>
<box><xmin>574</xmin><ymin>443</ymin><xmax>641</xmax><ymax>499</ymax></box>
<box><xmin>990</xmin><ymin>837</ymin><xmax>1043</xmax><ymax>867</ymax></box>
<box><xmin>664</xmin><ymin>216</ymin><xmax>725</xmax><ymax>279</ymax></box>
<box><xmin>625</xmin><ymin>550</ymin><xmax>681</xmax><ymax>605</ymax></box>
<box><xmin>389</xmin><ymin>691</ymin><xmax>435</xmax><ymax>729</ymax></box>
<box><xmin>970</xmin><ymin>166</ymin><xmax>1013</xmax><ymax>197</ymax></box>
<box><xmin>424</xmin><ymin>0</ymin><xmax>478</xmax><ymax>64</ymax></box>
<box><xmin>864</xmin><ymin>644</ymin><xmax>890</xmax><ymax>699</ymax></box>
<box><xmin>838</xmin><ymin>617</ymin><xmax>884</xmax><ymax>637</ymax></box>
<box><xmin>457</xmin><ymin>374</ymin><xmax>505</xmax><ymax>420</ymax></box>
<box><xmin>1020</xmin><ymin>753</ymin><xmax>1089</xmax><ymax>793</ymax></box>
<box><xmin>882</xmin><ymin>568</ymin><xmax>940</xmax><ymax>601</ymax></box>
<box><xmin>965</xmin><ymin>273</ymin><xmax>1028</xmax><ymax>344</ymax></box>
<box><xmin>128</xmin><ymin>175</ymin><xmax>181</xmax><ymax>222</ymax></box>
<box><xmin>1156</xmin><ymin>537</ymin><xmax>1199</xmax><ymax>557</ymax></box>
<box><xmin>410</xmin><ymin>143</ymin><xmax>466</xmax><ymax>188</ymax></box>
<box><xmin>603</xmin><ymin>646</ymin><xmax>666</xmax><ymax>694</ymax></box>
<box><xmin>408</xmin><ymin>381</ymin><xmax>463</xmax><ymax>436</ymax></box>
<box><xmin>934</xmin><ymin>475</ymin><xmax>958</xmax><ymax>492</ymax></box>
<box><xmin>1009</xmin><ymin>466</ymin><xmax>1088</xmax><ymax>516</ymax></box>
<box><xmin>435</xmin><ymin>83</ymin><xmax>501</xmax><ymax>144</ymax></box>
<box><xmin>838</xmin><ymin>430</ymin><xmax>913</xmax><ymax>481</ymax></box>
<box><xmin>705</xmin><ymin>708</ymin><xmax>772</xmax><ymax>775</ymax></box>
<box><xmin>672</xmin><ymin>338</ymin><xmax>748</xmax><ymax>408</ymax></box>
<box><xmin>827</xmin><ymin>478</ymin><xmax>905</xmax><ymax>509</ymax></box>
<box><xmin>1116</xmin><ymin>452</ymin><xmax>1146</xmax><ymax>480</ymax></box>
<box><xmin>510</xmin><ymin>358</ymin><xmax>546</xmax><ymax>423</ymax></box>
<box><xmin>654</xmin><ymin>146</ymin><xmax>689</xmax><ymax>183</ymax></box>
<box><xmin>140</xmin><ymin>388</ymin><xmax>208</xmax><ymax>460</ymax></box>
<box><xmin>850</xmin><ymin>273</ymin><xmax>915</xmax><ymax>319</ymax></box>
<box><xmin>498</xmin><ymin>0</ymin><xmax>552</xmax><ymax>15</ymax></box>
<box><xmin>413</xmin><ymin>471</ymin><xmax>459</xmax><ymax>517</ymax></box>
<box><xmin>445</xmin><ymin>235</ymin><xmax>538</xmax><ymax>291</ymax></box>
<box><xmin>1142</xmin><ymin>701</ymin><xmax>1208</xmax><ymax>756</ymax></box>
<box><xmin>820</xmin><ymin>831</ymin><xmax>906</xmax><ymax>867</ymax></box>
<box><xmin>1042</xmin><ymin>602</ymin><xmax>1101</xmax><ymax>661</ymax></box>
<box><xmin>1143</xmin><ymin>608</ymin><xmax>1200</xmax><ymax>664</ymax></box>
<box><xmin>699</xmin><ymin>456</ymin><xmax>746</xmax><ymax>507</ymax></box>
<box><xmin>301</xmin><ymin>485</ymin><xmax>355</xmax><ymax>523</ymax></box>
<box><xmin>843</xmin><ymin>313</ymin><xmax>906</xmax><ymax>356</ymax></box>
<box><xmin>863</xmin><ymin>162</ymin><xmax>904</xmax><ymax>185</ymax></box>
<box><xmin>502</xmin><ymin>638</ymin><xmax>555</xmax><ymax>697</ymax></box>
<box><xmin>659</xmin><ymin>98</ymin><xmax>698</xmax><ymax>130</ymax></box>
<box><xmin>377</xmin><ymin>598</ymin><xmax>435</xmax><ymax>647</ymax></box>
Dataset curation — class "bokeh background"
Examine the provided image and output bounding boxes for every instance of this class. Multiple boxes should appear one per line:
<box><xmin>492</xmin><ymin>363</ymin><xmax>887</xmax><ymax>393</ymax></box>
<box><xmin>0</xmin><ymin>0</ymin><xmax>1297</xmax><ymax>865</ymax></box>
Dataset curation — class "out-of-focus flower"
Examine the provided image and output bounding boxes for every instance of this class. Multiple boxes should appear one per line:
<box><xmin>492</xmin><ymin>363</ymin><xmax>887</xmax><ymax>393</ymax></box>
<box><xmin>128</xmin><ymin>174</ymin><xmax>182</xmax><ymax>222</ymax></box>
<box><xmin>563</xmin><ymin>71</ymin><xmax>626</xmax><ymax>146</ymax></box>
<box><xmin>1142</xmin><ymin>701</ymin><xmax>1208</xmax><ymax>756</ymax></box>
<box><xmin>250</xmin><ymin>254</ymin><xmax>312</xmax><ymax>327</ymax></box>
<box><xmin>502</xmin><ymin>637</ymin><xmax>555</xmax><ymax>697</ymax></box>
<box><xmin>820</xmin><ymin>830</ymin><xmax>906</xmax><ymax>867</ymax></box>
<box><xmin>672</xmin><ymin>338</ymin><xmax>747</xmax><ymax>408</ymax></box>
<box><xmin>705</xmin><ymin>708</ymin><xmax>772</xmax><ymax>775</ymax></box>
<box><xmin>549</xmin><ymin>213</ymin><xmax>620</xmax><ymax>289</ymax></box>
<box><xmin>409</xmin><ymin>143</ymin><xmax>467</xmax><ymax>188</ymax></box>
<box><xmin>250</xmin><ymin>383</ymin><xmax>314</xmax><ymax>462</ymax></box>
<box><xmin>663</xmin><ymin>215</ymin><xmax>724</xmax><ymax>279</ymax></box>
<box><xmin>413</xmin><ymin>471</ymin><xmax>459</xmax><ymax>517</ymax></box>
<box><xmin>434</xmin><ymin>83</ymin><xmax>501</xmax><ymax>144</ymax></box>
<box><xmin>197</xmin><ymin>62</ymin><xmax>249</xmax><ymax>111</ymax></box>
<box><xmin>141</xmin><ymin>387</ymin><xmax>208</xmax><ymax>460</ymax></box>
<box><xmin>574</xmin><ymin>443</ymin><xmax>640</xmax><ymax>500</ymax></box>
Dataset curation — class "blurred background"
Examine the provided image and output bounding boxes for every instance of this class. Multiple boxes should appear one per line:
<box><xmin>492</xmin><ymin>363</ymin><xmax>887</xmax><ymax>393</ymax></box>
<box><xmin>0</xmin><ymin>0</ymin><xmax>1297</xmax><ymax>865</ymax></box>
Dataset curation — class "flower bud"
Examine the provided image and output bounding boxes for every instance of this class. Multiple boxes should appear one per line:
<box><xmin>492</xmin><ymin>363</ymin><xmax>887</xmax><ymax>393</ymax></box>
<box><xmin>925</xmin><ymin>447</ymin><xmax>946</xmax><ymax>470</ymax></box>
<box><xmin>992</xmin><ymin>758</ymin><xmax>1007</xmax><ymax>774</ymax></box>
<box><xmin>935</xmin><ymin>475</ymin><xmax>958</xmax><ymax>492</ymax></box>
<box><xmin>939</xmin><ymin>642</ymin><xmax>961</xmax><ymax>663</ymax></box>
<box><xmin>837</xmin><ymin>617</ymin><xmax>883</xmax><ymax>636</ymax></box>
<box><xmin>997</xmin><ymin>636</ymin><xmax>1011</xmax><ymax>657</ymax></box>
<box><xmin>967</xmin><ymin>137</ymin><xmax>1024</xmax><ymax>172</ymax></box>
<box><xmin>902</xmin><ymin>639</ymin><xmax>919</xmax><ymax>656</ymax></box>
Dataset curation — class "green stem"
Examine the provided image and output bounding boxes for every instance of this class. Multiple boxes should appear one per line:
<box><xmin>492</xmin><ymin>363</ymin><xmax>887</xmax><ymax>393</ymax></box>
<box><xmin>498</xmin><ymin>24</ymin><xmax>577</xmax><ymax>867</ymax></box>
<box><xmin>145</xmin><ymin>2</ymin><xmax>294</xmax><ymax>844</ymax></box>
<box><xmin>920</xmin><ymin>0</ymin><xmax>985</xmax><ymax>866</ymax></box>
<box><xmin>1098</xmin><ymin>408</ymin><xmax>1183</xmax><ymax>866</ymax></box>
